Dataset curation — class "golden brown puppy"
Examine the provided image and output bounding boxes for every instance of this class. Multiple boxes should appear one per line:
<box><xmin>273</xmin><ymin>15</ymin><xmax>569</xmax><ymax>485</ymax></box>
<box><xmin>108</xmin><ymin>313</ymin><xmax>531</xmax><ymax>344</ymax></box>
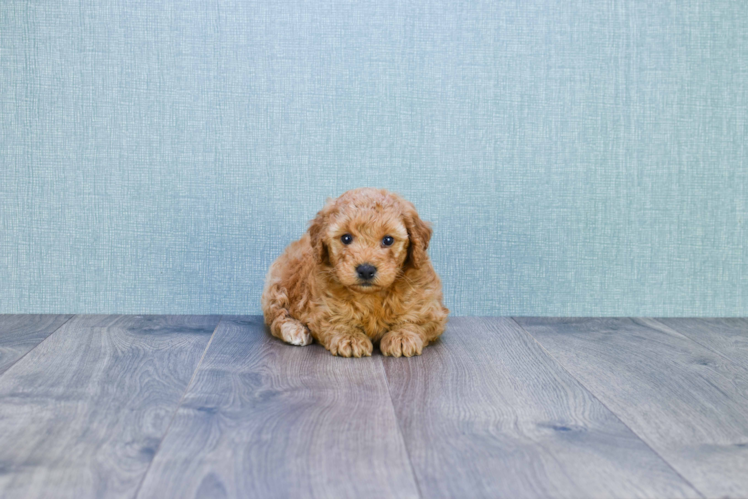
<box><xmin>261</xmin><ymin>188</ymin><xmax>449</xmax><ymax>357</ymax></box>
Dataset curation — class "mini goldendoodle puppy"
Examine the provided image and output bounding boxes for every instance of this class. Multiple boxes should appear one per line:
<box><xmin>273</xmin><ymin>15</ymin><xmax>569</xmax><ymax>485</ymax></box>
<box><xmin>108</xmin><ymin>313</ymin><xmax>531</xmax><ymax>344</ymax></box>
<box><xmin>261</xmin><ymin>187</ymin><xmax>449</xmax><ymax>357</ymax></box>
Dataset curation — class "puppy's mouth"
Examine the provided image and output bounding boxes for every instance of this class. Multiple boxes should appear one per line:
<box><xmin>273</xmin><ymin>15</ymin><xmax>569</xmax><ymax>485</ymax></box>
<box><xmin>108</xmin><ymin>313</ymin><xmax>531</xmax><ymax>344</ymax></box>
<box><xmin>350</xmin><ymin>283</ymin><xmax>379</xmax><ymax>291</ymax></box>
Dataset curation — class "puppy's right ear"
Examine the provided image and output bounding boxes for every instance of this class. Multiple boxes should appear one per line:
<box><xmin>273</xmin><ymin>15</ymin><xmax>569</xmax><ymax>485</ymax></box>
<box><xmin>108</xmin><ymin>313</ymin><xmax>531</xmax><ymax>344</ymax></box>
<box><xmin>308</xmin><ymin>198</ymin><xmax>335</xmax><ymax>266</ymax></box>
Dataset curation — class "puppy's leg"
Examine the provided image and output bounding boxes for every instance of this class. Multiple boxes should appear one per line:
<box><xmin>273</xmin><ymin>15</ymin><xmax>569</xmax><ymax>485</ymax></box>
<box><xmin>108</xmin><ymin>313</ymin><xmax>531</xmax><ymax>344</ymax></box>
<box><xmin>318</xmin><ymin>326</ymin><xmax>373</xmax><ymax>358</ymax></box>
<box><xmin>381</xmin><ymin>311</ymin><xmax>448</xmax><ymax>357</ymax></box>
<box><xmin>262</xmin><ymin>284</ymin><xmax>313</xmax><ymax>346</ymax></box>
<box><xmin>381</xmin><ymin>302</ymin><xmax>448</xmax><ymax>357</ymax></box>
<box><xmin>274</xmin><ymin>316</ymin><xmax>313</xmax><ymax>346</ymax></box>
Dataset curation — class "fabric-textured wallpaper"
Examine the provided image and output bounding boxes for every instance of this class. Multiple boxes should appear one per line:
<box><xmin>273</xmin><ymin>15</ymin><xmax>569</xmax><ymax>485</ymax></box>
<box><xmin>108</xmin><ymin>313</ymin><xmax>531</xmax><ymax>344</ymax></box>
<box><xmin>1</xmin><ymin>0</ymin><xmax>746</xmax><ymax>316</ymax></box>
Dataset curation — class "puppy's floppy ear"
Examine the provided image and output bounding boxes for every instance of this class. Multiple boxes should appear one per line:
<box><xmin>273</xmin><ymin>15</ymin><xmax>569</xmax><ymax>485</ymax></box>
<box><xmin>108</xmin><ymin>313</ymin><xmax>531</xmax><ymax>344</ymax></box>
<box><xmin>403</xmin><ymin>202</ymin><xmax>433</xmax><ymax>270</ymax></box>
<box><xmin>308</xmin><ymin>197</ymin><xmax>335</xmax><ymax>266</ymax></box>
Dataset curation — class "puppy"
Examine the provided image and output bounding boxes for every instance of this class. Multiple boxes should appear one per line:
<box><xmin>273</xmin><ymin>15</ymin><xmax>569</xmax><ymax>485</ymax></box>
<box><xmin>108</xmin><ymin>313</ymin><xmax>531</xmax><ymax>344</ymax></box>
<box><xmin>261</xmin><ymin>188</ymin><xmax>449</xmax><ymax>357</ymax></box>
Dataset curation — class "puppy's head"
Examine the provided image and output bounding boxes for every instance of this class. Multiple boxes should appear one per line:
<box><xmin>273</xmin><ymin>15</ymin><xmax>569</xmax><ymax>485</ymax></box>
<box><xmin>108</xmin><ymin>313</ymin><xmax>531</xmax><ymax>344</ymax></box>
<box><xmin>308</xmin><ymin>188</ymin><xmax>432</xmax><ymax>293</ymax></box>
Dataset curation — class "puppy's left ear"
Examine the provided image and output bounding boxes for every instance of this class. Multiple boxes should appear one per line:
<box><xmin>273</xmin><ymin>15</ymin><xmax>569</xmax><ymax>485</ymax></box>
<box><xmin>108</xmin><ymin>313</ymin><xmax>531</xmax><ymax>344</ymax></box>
<box><xmin>308</xmin><ymin>197</ymin><xmax>335</xmax><ymax>266</ymax></box>
<box><xmin>403</xmin><ymin>203</ymin><xmax>433</xmax><ymax>270</ymax></box>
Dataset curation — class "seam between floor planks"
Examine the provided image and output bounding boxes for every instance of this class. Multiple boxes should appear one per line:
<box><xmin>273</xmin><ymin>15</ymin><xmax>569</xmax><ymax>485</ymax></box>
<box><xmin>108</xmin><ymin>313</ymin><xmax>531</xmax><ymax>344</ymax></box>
<box><xmin>646</xmin><ymin>318</ymin><xmax>746</xmax><ymax>368</ymax></box>
<box><xmin>0</xmin><ymin>314</ymin><xmax>74</xmax><ymax>379</ymax></box>
<box><xmin>509</xmin><ymin>317</ymin><xmax>706</xmax><ymax>499</ymax></box>
<box><xmin>132</xmin><ymin>315</ymin><xmax>224</xmax><ymax>499</ymax></box>
<box><xmin>380</xmin><ymin>355</ymin><xmax>424</xmax><ymax>500</ymax></box>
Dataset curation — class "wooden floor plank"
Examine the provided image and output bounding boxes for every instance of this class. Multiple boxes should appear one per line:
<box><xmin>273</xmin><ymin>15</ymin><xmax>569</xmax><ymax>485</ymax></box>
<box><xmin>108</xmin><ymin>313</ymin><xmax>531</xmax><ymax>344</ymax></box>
<box><xmin>515</xmin><ymin>317</ymin><xmax>748</xmax><ymax>499</ymax></box>
<box><xmin>383</xmin><ymin>317</ymin><xmax>698</xmax><ymax>498</ymax></box>
<box><xmin>652</xmin><ymin>318</ymin><xmax>748</xmax><ymax>369</ymax></box>
<box><xmin>137</xmin><ymin>316</ymin><xmax>420</xmax><ymax>499</ymax></box>
<box><xmin>0</xmin><ymin>315</ymin><xmax>73</xmax><ymax>375</ymax></box>
<box><xmin>0</xmin><ymin>315</ymin><xmax>220</xmax><ymax>498</ymax></box>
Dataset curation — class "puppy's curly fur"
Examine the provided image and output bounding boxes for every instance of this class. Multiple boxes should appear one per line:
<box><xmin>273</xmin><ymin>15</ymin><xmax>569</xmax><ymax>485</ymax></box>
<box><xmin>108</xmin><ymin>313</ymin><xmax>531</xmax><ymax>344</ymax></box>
<box><xmin>261</xmin><ymin>188</ymin><xmax>449</xmax><ymax>357</ymax></box>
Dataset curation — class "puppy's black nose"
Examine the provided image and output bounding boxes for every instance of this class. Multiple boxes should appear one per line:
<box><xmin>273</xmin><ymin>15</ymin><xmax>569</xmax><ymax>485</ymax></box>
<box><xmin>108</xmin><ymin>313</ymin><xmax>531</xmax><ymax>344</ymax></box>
<box><xmin>356</xmin><ymin>263</ymin><xmax>377</xmax><ymax>280</ymax></box>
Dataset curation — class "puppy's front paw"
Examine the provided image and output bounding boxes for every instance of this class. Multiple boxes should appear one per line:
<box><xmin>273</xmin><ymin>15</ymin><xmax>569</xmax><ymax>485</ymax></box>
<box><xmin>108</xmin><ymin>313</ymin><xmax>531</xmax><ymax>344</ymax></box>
<box><xmin>380</xmin><ymin>330</ymin><xmax>424</xmax><ymax>357</ymax></box>
<box><xmin>280</xmin><ymin>321</ymin><xmax>313</xmax><ymax>346</ymax></box>
<box><xmin>326</xmin><ymin>332</ymin><xmax>373</xmax><ymax>358</ymax></box>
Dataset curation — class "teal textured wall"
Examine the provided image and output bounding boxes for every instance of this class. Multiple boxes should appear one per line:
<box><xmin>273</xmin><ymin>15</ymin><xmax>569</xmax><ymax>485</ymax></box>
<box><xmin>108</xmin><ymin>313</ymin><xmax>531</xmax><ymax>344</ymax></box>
<box><xmin>1</xmin><ymin>1</ymin><xmax>746</xmax><ymax>316</ymax></box>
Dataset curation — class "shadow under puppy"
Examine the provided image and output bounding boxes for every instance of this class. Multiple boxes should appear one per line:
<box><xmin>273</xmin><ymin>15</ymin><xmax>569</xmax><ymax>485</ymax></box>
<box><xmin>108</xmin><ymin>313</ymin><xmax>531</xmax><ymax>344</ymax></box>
<box><xmin>262</xmin><ymin>188</ymin><xmax>449</xmax><ymax>357</ymax></box>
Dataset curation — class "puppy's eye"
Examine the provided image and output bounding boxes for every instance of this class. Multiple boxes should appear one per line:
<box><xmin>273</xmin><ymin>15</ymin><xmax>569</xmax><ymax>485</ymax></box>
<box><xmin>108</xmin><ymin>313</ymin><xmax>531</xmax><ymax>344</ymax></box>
<box><xmin>382</xmin><ymin>236</ymin><xmax>394</xmax><ymax>247</ymax></box>
<box><xmin>341</xmin><ymin>234</ymin><xmax>353</xmax><ymax>245</ymax></box>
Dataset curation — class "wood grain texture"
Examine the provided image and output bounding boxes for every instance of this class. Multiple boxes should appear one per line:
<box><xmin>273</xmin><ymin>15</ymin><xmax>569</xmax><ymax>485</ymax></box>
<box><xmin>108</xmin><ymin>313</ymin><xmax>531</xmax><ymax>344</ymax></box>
<box><xmin>137</xmin><ymin>316</ymin><xmax>420</xmax><ymax>499</ymax></box>
<box><xmin>0</xmin><ymin>315</ymin><xmax>72</xmax><ymax>375</ymax></box>
<box><xmin>0</xmin><ymin>314</ymin><xmax>220</xmax><ymax>498</ymax></box>
<box><xmin>515</xmin><ymin>317</ymin><xmax>748</xmax><ymax>499</ymax></box>
<box><xmin>383</xmin><ymin>317</ymin><xmax>698</xmax><ymax>498</ymax></box>
<box><xmin>652</xmin><ymin>318</ymin><xmax>748</xmax><ymax>369</ymax></box>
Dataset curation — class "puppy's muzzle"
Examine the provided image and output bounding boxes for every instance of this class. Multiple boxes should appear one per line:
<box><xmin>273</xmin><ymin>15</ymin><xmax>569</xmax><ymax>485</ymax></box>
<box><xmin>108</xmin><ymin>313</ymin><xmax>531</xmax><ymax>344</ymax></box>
<box><xmin>356</xmin><ymin>263</ymin><xmax>377</xmax><ymax>281</ymax></box>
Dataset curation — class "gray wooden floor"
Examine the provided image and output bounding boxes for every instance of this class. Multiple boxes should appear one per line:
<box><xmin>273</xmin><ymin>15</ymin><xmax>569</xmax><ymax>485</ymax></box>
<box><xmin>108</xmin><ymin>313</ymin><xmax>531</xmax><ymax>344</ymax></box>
<box><xmin>0</xmin><ymin>316</ymin><xmax>746</xmax><ymax>498</ymax></box>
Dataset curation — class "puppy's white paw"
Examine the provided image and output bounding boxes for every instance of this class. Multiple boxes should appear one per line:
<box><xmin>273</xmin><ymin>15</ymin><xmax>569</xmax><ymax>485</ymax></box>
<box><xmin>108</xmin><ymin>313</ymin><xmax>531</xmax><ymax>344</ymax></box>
<box><xmin>280</xmin><ymin>321</ymin><xmax>313</xmax><ymax>346</ymax></box>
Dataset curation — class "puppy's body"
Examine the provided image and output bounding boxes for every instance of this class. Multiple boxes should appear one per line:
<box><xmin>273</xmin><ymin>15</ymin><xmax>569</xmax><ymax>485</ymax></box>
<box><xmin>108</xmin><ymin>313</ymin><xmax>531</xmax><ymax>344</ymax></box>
<box><xmin>262</xmin><ymin>188</ymin><xmax>449</xmax><ymax>357</ymax></box>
